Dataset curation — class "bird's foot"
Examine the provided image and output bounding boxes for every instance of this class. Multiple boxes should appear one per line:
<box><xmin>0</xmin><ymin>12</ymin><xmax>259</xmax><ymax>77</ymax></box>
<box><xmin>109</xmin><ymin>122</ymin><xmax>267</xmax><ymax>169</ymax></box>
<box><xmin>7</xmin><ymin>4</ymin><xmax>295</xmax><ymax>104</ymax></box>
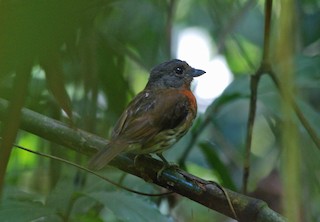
<box><xmin>156</xmin><ymin>153</ymin><xmax>179</xmax><ymax>180</ymax></box>
<box><xmin>156</xmin><ymin>163</ymin><xmax>179</xmax><ymax>180</ymax></box>
<box><xmin>133</xmin><ymin>154</ymin><xmax>152</xmax><ymax>166</ymax></box>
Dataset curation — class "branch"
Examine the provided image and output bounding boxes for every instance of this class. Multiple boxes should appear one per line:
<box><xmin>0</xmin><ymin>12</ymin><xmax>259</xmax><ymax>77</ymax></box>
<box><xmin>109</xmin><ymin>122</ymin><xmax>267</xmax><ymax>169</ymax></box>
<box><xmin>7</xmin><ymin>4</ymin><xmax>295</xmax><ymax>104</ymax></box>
<box><xmin>0</xmin><ymin>98</ymin><xmax>285</xmax><ymax>222</ymax></box>
<box><xmin>242</xmin><ymin>0</ymin><xmax>273</xmax><ymax>194</ymax></box>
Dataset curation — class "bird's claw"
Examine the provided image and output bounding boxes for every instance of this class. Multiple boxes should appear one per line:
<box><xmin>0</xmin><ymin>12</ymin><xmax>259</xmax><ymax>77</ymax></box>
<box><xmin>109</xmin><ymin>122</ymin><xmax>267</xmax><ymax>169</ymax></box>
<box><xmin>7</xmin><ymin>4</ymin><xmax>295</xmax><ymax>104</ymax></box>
<box><xmin>156</xmin><ymin>162</ymin><xmax>179</xmax><ymax>180</ymax></box>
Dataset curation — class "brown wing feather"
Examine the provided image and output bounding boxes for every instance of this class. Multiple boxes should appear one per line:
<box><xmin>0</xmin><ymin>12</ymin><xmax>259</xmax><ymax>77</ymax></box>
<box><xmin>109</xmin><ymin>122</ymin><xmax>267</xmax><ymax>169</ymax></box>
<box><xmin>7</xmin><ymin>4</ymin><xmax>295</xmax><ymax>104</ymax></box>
<box><xmin>88</xmin><ymin>88</ymin><xmax>193</xmax><ymax>170</ymax></box>
<box><xmin>87</xmin><ymin>140</ymin><xmax>128</xmax><ymax>170</ymax></box>
<box><xmin>113</xmin><ymin>89</ymin><xmax>190</xmax><ymax>143</ymax></box>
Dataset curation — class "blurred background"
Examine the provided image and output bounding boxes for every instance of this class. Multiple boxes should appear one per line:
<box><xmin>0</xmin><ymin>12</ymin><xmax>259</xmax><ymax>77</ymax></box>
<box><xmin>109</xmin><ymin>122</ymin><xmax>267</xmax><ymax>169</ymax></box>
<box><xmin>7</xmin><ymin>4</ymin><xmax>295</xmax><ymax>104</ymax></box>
<box><xmin>0</xmin><ymin>0</ymin><xmax>319</xmax><ymax>221</ymax></box>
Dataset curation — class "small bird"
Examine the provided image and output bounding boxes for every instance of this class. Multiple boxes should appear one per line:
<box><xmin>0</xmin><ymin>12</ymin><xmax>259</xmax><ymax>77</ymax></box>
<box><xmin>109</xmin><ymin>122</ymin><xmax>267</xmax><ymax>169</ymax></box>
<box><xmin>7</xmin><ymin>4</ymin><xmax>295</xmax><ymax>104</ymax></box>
<box><xmin>88</xmin><ymin>59</ymin><xmax>205</xmax><ymax>170</ymax></box>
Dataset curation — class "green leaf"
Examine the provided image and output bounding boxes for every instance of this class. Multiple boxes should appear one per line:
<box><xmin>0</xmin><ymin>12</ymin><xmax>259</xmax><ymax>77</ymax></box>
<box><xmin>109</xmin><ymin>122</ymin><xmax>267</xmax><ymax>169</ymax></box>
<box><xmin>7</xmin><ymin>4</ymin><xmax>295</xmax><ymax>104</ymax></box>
<box><xmin>199</xmin><ymin>142</ymin><xmax>236</xmax><ymax>190</ymax></box>
<box><xmin>0</xmin><ymin>200</ymin><xmax>60</xmax><ymax>222</ymax></box>
<box><xmin>88</xmin><ymin>191</ymin><xmax>172</xmax><ymax>222</ymax></box>
<box><xmin>224</xmin><ymin>36</ymin><xmax>261</xmax><ymax>75</ymax></box>
<box><xmin>97</xmin><ymin>0</ymin><xmax>168</xmax><ymax>66</ymax></box>
<box><xmin>42</xmin><ymin>53</ymin><xmax>73</xmax><ymax>121</ymax></box>
<box><xmin>207</xmin><ymin>92</ymin><xmax>247</xmax><ymax>114</ymax></box>
<box><xmin>46</xmin><ymin>176</ymin><xmax>76</xmax><ymax>215</ymax></box>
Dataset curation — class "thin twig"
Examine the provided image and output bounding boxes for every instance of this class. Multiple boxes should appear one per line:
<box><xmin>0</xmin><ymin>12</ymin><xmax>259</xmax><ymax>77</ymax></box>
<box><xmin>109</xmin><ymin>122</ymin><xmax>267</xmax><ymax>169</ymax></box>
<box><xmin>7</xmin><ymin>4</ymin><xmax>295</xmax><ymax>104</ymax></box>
<box><xmin>242</xmin><ymin>0</ymin><xmax>273</xmax><ymax>194</ymax></box>
<box><xmin>15</xmin><ymin>142</ymin><xmax>241</xmax><ymax>220</ymax></box>
<box><xmin>13</xmin><ymin>143</ymin><xmax>173</xmax><ymax>197</ymax></box>
<box><xmin>243</xmin><ymin>72</ymin><xmax>260</xmax><ymax>194</ymax></box>
<box><xmin>214</xmin><ymin>181</ymin><xmax>239</xmax><ymax>221</ymax></box>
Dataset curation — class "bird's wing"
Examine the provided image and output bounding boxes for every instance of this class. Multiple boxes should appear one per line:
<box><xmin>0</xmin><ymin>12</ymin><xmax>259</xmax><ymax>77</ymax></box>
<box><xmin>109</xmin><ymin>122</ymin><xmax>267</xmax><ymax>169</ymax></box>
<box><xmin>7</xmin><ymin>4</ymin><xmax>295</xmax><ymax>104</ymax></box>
<box><xmin>87</xmin><ymin>141</ymin><xmax>127</xmax><ymax>170</ymax></box>
<box><xmin>112</xmin><ymin>89</ymin><xmax>191</xmax><ymax>144</ymax></box>
<box><xmin>88</xmin><ymin>89</ymin><xmax>193</xmax><ymax>170</ymax></box>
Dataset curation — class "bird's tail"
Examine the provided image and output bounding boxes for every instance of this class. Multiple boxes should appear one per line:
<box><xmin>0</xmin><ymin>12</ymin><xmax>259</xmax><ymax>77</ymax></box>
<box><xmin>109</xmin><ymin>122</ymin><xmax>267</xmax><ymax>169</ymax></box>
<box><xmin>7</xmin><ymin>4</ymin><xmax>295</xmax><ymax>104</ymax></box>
<box><xmin>88</xmin><ymin>141</ymin><xmax>127</xmax><ymax>170</ymax></box>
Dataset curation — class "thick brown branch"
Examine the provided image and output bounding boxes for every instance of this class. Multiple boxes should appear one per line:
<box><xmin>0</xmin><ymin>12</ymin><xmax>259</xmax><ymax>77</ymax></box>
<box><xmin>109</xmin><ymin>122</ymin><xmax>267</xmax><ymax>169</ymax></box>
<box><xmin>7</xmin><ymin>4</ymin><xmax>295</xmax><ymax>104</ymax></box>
<box><xmin>0</xmin><ymin>98</ymin><xmax>285</xmax><ymax>222</ymax></box>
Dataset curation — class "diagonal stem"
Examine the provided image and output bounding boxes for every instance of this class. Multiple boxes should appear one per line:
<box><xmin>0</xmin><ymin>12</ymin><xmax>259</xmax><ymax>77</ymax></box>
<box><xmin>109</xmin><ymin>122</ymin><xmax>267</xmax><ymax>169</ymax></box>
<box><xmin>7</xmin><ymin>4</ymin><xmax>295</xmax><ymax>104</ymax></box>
<box><xmin>0</xmin><ymin>64</ymin><xmax>31</xmax><ymax>198</ymax></box>
<box><xmin>269</xmin><ymin>71</ymin><xmax>320</xmax><ymax>150</ymax></box>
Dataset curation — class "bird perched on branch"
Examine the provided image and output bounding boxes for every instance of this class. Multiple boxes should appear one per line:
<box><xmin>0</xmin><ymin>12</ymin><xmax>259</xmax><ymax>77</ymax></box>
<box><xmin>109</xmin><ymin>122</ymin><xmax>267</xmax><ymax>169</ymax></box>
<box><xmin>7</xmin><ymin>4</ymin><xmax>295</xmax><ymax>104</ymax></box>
<box><xmin>88</xmin><ymin>59</ymin><xmax>205</xmax><ymax>171</ymax></box>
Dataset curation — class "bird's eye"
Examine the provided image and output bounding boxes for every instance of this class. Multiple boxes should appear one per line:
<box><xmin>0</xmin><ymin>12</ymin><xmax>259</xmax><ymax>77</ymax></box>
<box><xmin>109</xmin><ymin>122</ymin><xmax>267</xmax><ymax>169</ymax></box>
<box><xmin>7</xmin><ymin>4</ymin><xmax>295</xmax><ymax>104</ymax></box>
<box><xmin>175</xmin><ymin>67</ymin><xmax>183</xmax><ymax>75</ymax></box>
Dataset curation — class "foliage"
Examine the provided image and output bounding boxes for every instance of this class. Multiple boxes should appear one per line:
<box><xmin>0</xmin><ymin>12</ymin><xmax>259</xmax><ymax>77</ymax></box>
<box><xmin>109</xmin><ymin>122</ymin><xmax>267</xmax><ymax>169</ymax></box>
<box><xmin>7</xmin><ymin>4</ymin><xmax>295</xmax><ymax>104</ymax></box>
<box><xmin>0</xmin><ymin>0</ymin><xmax>319</xmax><ymax>221</ymax></box>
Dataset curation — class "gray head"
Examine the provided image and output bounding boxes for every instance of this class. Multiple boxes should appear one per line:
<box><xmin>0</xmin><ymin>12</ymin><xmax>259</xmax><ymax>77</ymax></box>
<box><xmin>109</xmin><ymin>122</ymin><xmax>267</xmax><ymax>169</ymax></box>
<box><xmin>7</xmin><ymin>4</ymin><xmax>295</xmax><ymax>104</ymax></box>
<box><xmin>146</xmin><ymin>59</ymin><xmax>205</xmax><ymax>89</ymax></box>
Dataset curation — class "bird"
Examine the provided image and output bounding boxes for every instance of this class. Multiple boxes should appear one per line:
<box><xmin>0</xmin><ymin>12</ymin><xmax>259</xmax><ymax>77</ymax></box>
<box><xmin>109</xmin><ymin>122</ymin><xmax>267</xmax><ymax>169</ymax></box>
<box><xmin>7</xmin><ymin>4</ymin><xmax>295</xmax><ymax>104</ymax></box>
<box><xmin>88</xmin><ymin>59</ymin><xmax>205</xmax><ymax>171</ymax></box>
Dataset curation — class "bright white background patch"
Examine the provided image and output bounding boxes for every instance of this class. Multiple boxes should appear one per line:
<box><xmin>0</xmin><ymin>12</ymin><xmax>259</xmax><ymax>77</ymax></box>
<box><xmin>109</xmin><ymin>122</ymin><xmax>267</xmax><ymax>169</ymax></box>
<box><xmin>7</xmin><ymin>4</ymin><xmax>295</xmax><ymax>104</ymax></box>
<box><xmin>176</xmin><ymin>27</ymin><xmax>233</xmax><ymax>112</ymax></box>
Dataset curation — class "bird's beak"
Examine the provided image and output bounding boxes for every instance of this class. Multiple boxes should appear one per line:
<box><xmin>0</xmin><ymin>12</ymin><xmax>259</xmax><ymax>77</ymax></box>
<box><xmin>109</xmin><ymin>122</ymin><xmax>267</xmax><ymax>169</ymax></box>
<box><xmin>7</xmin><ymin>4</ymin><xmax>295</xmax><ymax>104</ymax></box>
<box><xmin>188</xmin><ymin>68</ymin><xmax>206</xmax><ymax>77</ymax></box>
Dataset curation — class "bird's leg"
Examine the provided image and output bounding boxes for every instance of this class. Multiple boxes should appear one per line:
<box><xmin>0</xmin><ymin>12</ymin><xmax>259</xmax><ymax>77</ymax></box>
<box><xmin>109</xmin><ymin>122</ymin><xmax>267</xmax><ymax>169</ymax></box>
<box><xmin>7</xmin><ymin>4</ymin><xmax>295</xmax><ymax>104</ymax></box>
<box><xmin>156</xmin><ymin>153</ymin><xmax>178</xmax><ymax>180</ymax></box>
<box><xmin>156</xmin><ymin>153</ymin><xmax>169</xmax><ymax>165</ymax></box>
<box><xmin>133</xmin><ymin>154</ymin><xmax>141</xmax><ymax>167</ymax></box>
<box><xmin>133</xmin><ymin>154</ymin><xmax>155</xmax><ymax>183</ymax></box>
<box><xmin>133</xmin><ymin>154</ymin><xmax>152</xmax><ymax>166</ymax></box>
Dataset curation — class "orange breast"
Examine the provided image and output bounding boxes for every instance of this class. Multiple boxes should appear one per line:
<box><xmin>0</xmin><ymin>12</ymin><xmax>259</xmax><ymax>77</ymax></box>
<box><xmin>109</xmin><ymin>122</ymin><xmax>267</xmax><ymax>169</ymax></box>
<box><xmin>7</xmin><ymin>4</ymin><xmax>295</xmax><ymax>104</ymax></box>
<box><xmin>179</xmin><ymin>89</ymin><xmax>197</xmax><ymax>112</ymax></box>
